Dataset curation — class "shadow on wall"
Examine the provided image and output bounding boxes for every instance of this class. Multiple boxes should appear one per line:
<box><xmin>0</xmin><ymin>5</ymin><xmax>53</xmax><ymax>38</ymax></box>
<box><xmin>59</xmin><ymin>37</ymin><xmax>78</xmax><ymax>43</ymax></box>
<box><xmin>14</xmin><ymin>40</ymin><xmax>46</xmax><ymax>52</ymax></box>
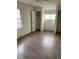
<box><xmin>56</xmin><ymin>10</ymin><xmax>61</xmax><ymax>32</ymax></box>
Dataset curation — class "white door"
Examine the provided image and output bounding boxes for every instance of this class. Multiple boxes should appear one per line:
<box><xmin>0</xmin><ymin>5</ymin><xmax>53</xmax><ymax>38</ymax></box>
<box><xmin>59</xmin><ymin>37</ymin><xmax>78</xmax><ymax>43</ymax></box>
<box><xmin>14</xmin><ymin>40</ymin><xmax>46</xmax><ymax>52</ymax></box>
<box><xmin>31</xmin><ymin>11</ymin><xmax>36</xmax><ymax>32</ymax></box>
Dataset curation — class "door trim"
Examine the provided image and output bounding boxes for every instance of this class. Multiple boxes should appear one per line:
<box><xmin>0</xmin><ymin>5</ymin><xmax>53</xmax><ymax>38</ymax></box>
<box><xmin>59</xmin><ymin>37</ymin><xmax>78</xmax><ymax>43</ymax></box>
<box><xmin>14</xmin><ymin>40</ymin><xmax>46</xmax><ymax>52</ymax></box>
<box><xmin>31</xmin><ymin>11</ymin><xmax>32</xmax><ymax>32</ymax></box>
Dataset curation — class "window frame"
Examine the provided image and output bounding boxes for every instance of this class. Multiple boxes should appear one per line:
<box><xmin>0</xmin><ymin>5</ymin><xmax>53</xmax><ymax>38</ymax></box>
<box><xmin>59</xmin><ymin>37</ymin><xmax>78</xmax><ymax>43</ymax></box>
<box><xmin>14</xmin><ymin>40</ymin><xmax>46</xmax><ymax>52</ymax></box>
<box><xmin>44</xmin><ymin>14</ymin><xmax>56</xmax><ymax>20</ymax></box>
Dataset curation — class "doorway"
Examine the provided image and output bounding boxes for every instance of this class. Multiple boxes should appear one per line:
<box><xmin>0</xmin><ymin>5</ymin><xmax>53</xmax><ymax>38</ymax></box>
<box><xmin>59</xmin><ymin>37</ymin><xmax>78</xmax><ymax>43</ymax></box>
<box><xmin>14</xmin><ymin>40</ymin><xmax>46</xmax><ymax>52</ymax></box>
<box><xmin>31</xmin><ymin>11</ymin><xmax>41</xmax><ymax>32</ymax></box>
<box><xmin>36</xmin><ymin>11</ymin><xmax>41</xmax><ymax>31</ymax></box>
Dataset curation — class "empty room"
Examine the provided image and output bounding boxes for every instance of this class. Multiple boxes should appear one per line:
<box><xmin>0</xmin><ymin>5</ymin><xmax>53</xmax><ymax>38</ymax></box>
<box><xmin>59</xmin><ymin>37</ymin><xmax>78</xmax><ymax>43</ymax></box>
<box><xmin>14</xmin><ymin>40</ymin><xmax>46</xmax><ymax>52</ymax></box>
<box><xmin>17</xmin><ymin>0</ymin><xmax>61</xmax><ymax>59</ymax></box>
<box><xmin>1</xmin><ymin>0</ymin><xmax>79</xmax><ymax>59</ymax></box>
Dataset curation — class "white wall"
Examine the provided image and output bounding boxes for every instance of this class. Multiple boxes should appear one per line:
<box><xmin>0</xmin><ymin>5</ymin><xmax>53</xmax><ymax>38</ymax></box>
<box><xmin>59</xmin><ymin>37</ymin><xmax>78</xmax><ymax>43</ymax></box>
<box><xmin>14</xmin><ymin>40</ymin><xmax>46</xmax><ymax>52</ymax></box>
<box><xmin>54</xmin><ymin>5</ymin><xmax>61</xmax><ymax>33</ymax></box>
<box><xmin>17</xmin><ymin>2</ymin><xmax>34</xmax><ymax>38</ymax></box>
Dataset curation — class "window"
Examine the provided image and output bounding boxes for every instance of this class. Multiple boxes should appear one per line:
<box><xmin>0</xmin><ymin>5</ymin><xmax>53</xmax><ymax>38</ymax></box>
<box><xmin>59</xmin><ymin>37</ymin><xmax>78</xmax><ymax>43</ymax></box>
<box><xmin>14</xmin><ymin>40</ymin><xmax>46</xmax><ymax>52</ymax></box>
<box><xmin>17</xmin><ymin>9</ymin><xmax>22</xmax><ymax>29</ymax></box>
<box><xmin>44</xmin><ymin>14</ymin><xmax>56</xmax><ymax>20</ymax></box>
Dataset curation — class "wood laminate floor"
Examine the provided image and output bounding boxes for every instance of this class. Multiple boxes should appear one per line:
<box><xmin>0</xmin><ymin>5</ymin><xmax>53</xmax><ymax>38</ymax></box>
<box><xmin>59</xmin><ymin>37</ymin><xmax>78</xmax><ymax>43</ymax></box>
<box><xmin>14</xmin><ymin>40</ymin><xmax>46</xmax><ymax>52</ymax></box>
<box><xmin>17</xmin><ymin>31</ymin><xmax>61</xmax><ymax>59</ymax></box>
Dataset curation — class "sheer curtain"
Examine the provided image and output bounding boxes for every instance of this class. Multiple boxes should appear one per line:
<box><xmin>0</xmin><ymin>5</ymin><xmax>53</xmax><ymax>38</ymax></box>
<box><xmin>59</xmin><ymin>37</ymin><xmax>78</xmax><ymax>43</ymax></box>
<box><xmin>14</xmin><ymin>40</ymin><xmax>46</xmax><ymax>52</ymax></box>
<box><xmin>17</xmin><ymin>9</ymin><xmax>22</xmax><ymax>29</ymax></box>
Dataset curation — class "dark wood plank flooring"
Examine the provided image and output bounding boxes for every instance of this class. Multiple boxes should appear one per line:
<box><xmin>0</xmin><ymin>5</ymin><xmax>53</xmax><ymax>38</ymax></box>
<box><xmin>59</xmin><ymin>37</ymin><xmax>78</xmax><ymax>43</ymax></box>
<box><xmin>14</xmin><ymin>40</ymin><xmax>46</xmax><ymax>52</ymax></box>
<box><xmin>17</xmin><ymin>31</ymin><xmax>61</xmax><ymax>59</ymax></box>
